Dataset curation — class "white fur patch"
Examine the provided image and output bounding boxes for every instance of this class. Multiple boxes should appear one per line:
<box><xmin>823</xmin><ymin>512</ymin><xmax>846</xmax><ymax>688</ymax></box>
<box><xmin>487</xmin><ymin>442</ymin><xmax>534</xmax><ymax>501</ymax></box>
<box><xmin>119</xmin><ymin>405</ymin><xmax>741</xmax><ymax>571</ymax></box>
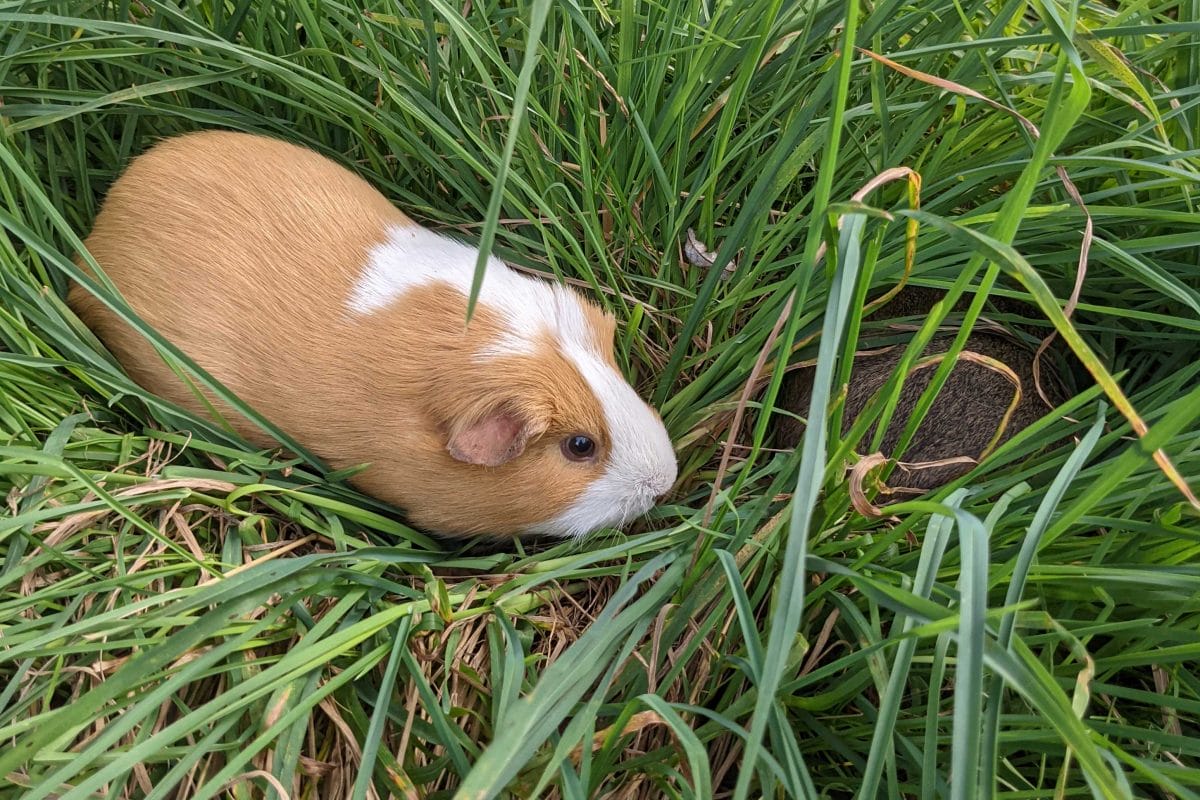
<box><xmin>348</xmin><ymin>224</ymin><xmax>592</xmax><ymax>358</ymax></box>
<box><xmin>349</xmin><ymin>224</ymin><xmax>677</xmax><ymax>538</ymax></box>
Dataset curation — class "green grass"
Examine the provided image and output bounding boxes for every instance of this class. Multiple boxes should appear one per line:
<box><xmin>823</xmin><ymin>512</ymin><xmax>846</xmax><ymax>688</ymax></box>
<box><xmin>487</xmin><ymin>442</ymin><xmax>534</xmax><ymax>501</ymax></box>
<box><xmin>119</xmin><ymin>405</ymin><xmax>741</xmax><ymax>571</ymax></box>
<box><xmin>2</xmin><ymin>0</ymin><xmax>1200</xmax><ymax>797</ymax></box>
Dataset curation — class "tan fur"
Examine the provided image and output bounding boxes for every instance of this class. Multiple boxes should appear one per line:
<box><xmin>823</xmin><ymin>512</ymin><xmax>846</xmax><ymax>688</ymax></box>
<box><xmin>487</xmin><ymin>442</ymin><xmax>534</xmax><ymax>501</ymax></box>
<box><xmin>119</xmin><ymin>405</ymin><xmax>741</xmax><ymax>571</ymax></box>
<box><xmin>579</xmin><ymin>303</ymin><xmax>619</xmax><ymax>368</ymax></box>
<box><xmin>69</xmin><ymin>130</ymin><xmax>615</xmax><ymax>537</ymax></box>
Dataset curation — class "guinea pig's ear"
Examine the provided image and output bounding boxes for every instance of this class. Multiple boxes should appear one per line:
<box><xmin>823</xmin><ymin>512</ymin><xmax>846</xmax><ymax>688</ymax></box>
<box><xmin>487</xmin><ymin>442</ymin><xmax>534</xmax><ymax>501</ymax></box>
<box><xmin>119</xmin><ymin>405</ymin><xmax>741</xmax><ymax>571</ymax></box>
<box><xmin>446</xmin><ymin>407</ymin><xmax>549</xmax><ymax>467</ymax></box>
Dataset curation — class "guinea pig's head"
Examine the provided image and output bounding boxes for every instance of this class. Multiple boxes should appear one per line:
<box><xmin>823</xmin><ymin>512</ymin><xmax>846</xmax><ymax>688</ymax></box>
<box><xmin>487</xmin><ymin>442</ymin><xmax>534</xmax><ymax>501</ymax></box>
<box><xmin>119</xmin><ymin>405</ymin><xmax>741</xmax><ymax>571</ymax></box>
<box><xmin>393</xmin><ymin>282</ymin><xmax>677</xmax><ymax>539</ymax></box>
<box><xmin>446</xmin><ymin>286</ymin><xmax>681</xmax><ymax>537</ymax></box>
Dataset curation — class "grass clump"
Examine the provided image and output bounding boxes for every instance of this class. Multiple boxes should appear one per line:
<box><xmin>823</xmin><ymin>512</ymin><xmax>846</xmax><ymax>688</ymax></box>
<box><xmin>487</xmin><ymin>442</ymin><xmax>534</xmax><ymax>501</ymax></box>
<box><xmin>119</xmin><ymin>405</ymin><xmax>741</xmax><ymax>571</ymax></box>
<box><xmin>2</xmin><ymin>0</ymin><xmax>1200</xmax><ymax>797</ymax></box>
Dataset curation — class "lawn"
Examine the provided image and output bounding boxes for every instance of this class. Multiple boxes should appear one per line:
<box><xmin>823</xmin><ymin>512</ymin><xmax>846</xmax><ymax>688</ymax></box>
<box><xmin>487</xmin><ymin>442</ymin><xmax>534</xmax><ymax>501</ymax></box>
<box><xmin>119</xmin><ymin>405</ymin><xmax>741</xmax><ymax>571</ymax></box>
<box><xmin>2</xmin><ymin>0</ymin><xmax>1199</xmax><ymax>798</ymax></box>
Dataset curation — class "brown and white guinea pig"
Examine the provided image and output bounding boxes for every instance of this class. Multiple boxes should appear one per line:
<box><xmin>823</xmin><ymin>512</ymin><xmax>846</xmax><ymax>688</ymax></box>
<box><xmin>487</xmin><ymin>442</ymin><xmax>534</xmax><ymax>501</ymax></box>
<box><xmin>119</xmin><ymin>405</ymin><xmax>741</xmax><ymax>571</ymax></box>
<box><xmin>68</xmin><ymin>130</ymin><xmax>677</xmax><ymax>539</ymax></box>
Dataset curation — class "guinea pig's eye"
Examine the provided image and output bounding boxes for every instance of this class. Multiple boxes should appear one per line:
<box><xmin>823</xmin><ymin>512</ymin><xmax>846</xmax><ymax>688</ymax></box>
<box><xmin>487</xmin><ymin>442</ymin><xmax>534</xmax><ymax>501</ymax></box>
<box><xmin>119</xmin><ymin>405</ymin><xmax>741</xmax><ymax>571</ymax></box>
<box><xmin>561</xmin><ymin>434</ymin><xmax>597</xmax><ymax>462</ymax></box>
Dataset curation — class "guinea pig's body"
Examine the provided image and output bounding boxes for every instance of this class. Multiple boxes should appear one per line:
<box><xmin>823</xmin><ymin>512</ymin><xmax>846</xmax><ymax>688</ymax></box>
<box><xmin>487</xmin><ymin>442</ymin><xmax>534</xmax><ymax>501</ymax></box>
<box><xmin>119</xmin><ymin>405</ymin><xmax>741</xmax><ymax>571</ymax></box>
<box><xmin>69</xmin><ymin>130</ymin><xmax>676</xmax><ymax>538</ymax></box>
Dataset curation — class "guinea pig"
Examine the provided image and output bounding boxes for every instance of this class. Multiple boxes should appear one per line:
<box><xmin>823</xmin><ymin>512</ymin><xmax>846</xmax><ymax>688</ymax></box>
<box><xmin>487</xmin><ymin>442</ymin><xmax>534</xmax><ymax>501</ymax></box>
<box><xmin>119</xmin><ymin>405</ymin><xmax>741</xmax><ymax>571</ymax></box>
<box><xmin>776</xmin><ymin>285</ymin><xmax>1068</xmax><ymax>492</ymax></box>
<box><xmin>68</xmin><ymin>130</ymin><xmax>677</xmax><ymax>539</ymax></box>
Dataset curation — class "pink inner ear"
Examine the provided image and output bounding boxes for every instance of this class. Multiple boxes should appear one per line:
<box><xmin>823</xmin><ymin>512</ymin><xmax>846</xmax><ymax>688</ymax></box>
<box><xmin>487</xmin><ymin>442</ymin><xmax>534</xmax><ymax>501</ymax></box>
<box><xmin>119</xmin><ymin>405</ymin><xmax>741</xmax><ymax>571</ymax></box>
<box><xmin>447</xmin><ymin>410</ymin><xmax>531</xmax><ymax>467</ymax></box>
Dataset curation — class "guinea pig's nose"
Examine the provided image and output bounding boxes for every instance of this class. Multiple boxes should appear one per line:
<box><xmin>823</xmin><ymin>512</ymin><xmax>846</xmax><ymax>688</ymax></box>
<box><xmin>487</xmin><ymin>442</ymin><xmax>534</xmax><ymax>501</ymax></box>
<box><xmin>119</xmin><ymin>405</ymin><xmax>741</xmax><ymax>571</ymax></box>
<box><xmin>645</xmin><ymin>475</ymin><xmax>674</xmax><ymax>500</ymax></box>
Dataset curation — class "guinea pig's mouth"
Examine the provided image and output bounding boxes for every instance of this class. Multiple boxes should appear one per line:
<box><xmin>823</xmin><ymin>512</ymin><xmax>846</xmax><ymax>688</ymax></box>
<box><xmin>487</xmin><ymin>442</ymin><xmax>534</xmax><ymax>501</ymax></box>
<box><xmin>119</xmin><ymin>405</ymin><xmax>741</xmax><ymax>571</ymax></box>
<box><xmin>622</xmin><ymin>491</ymin><xmax>660</xmax><ymax>521</ymax></box>
<box><xmin>587</xmin><ymin>499</ymin><xmax>657</xmax><ymax>538</ymax></box>
<box><xmin>524</xmin><ymin>478</ymin><xmax>671</xmax><ymax>539</ymax></box>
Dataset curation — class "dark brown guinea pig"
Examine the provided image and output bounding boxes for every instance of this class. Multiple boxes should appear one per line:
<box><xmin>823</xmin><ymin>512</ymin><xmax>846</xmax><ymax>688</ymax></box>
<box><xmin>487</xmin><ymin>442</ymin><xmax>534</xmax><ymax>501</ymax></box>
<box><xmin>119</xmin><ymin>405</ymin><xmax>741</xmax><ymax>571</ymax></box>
<box><xmin>776</xmin><ymin>285</ymin><xmax>1070</xmax><ymax>492</ymax></box>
